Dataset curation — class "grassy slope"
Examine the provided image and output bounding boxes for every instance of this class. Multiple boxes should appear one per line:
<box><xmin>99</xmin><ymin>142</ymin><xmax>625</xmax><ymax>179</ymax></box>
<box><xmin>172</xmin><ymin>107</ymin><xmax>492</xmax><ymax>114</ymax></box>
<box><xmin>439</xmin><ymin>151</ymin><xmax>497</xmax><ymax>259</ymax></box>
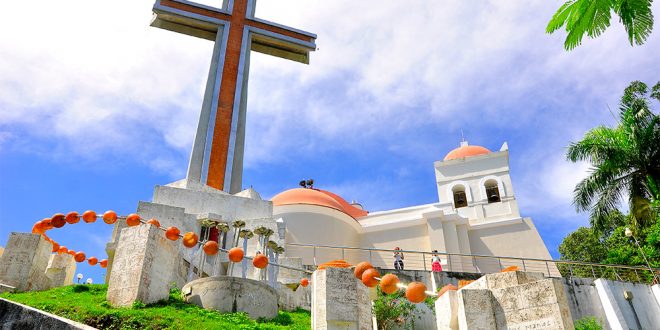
<box><xmin>0</xmin><ymin>284</ymin><xmax>311</xmax><ymax>330</ymax></box>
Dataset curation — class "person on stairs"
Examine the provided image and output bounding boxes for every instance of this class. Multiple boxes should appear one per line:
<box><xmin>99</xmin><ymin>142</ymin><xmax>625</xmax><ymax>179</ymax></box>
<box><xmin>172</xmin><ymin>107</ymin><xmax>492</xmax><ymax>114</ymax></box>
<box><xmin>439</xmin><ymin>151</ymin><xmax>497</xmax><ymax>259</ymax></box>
<box><xmin>393</xmin><ymin>247</ymin><xmax>404</xmax><ymax>270</ymax></box>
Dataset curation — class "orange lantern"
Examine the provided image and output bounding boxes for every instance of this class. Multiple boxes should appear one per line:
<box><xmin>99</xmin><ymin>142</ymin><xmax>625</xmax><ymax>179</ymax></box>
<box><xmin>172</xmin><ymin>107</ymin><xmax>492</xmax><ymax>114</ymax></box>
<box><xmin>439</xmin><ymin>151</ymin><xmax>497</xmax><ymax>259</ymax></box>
<box><xmin>182</xmin><ymin>232</ymin><xmax>199</xmax><ymax>248</ymax></box>
<box><xmin>103</xmin><ymin>210</ymin><xmax>118</xmax><ymax>224</ymax></box>
<box><xmin>203</xmin><ymin>241</ymin><xmax>219</xmax><ymax>256</ymax></box>
<box><xmin>74</xmin><ymin>251</ymin><xmax>86</xmax><ymax>263</ymax></box>
<box><xmin>82</xmin><ymin>210</ymin><xmax>97</xmax><ymax>223</ymax></box>
<box><xmin>32</xmin><ymin>222</ymin><xmax>45</xmax><ymax>235</ymax></box>
<box><xmin>51</xmin><ymin>242</ymin><xmax>60</xmax><ymax>253</ymax></box>
<box><xmin>165</xmin><ymin>227</ymin><xmax>180</xmax><ymax>241</ymax></box>
<box><xmin>437</xmin><ymin>284</ymin><xmax>458</xmax><ymax>297</ymax></box>
<box><xmin>300</xmin><ymin>278</ymin><xmax>309</xmax><ymax>287</ymax></box>
<box><xmin>380</xmin><ymin>274</ymin><xmax>399</xmax><ymax>294</ymax></box>
<box><xmin>126</xmin><ymin>213</ymin><xmax>141</xmax><ymax>227</ymax></box>
<box><xmin>51</xmin><ymin>213</ymin><xmax>66</xmax><ymax>228</ymax></box>
<box><xmin>354</xmin><ymin>261</ymin><xmax>373</xmax><ymax>279</ymax></box>
<box><xmin>65</xmin><ymin>212</ymin><xmax>80</xmax><ymax>224</ymax></box>
<box><xmin>58</xmin><ymin>246</ymin><xmax>67</xmax><ymax>255</ymax></box>
<box><xmin>361</xmin><ymin>268</ymin><xmax>380</xmax><ymax>287</ymax></box>
<box><xmin>228</xmin><ymin>247</ymin><xmax>244</xmax><ymax>262</ymax></box>
<box><xmin>253</xmin><ymin>254</ymin><xmax>268</xmax><ymax>269</ymax></box>
<box><xmin>317</xmin><ymin>260</ymin><xmax>351</xmax><ymax>270</ymax></box>
<box><xmin>40</xmin><ymin>218</ymin><xmax>54</xmax><ymax>231</ymax></box>
<box><xmin>405</xmin><ymin>282</ymin><xmax>427</xmax><ymax>303</ymax></box>
<box><xmin>68</xmin><ymin>250</ymin><xmax>76</xmax><ymax>256</ymax></box>
<box><xmin>147</xmin><ymin>218</ymin><xmax>161</xmax><ymax>228</ymax></box>
<box><xmin>87</xmin><ymin>257</ymin><xmax>98</xmax><ymax>266</ymax></box>
<box><xmin>99</xmin><ymin>259</ymin><xmax>108</xmax><ymax>268</ymax></box>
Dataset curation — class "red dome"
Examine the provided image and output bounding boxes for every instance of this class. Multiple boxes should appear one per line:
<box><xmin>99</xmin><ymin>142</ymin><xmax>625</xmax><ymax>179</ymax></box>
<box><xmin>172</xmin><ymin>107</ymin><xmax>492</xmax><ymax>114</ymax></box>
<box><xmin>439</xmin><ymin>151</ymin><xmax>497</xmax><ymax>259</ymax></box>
<box><xmin>444</xmin><ymin>144</ymin><xmax>490</xmax><ymax>161</ymax></box>
<box><xmin>272</xmin><ymin>188</ymin><xmax>368</xmax><ymax>219</ymax></box>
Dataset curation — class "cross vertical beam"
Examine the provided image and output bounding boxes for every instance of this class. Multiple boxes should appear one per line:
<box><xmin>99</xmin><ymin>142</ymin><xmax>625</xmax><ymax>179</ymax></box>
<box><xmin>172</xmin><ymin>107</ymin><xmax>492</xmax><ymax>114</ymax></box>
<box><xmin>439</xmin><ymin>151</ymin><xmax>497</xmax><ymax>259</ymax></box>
<box><xmin>151</xmin><ymin>0</ymin><xmax>316</xmax><ymax>192</ymax></box>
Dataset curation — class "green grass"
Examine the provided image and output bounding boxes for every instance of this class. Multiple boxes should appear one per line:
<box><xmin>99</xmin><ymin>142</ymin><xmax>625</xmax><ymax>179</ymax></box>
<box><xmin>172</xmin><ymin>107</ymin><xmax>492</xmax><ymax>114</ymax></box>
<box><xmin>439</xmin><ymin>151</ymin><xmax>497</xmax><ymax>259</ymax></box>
<box><xmin>0</xmin><ymin>284</ymin><xmax>311</xmax><ymax>330</ymax></box>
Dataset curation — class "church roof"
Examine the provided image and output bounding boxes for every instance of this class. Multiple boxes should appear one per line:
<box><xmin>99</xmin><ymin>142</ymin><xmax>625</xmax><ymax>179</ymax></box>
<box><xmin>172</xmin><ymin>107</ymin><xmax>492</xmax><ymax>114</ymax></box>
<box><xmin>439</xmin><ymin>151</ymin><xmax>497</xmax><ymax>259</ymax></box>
<box><xmin>271</xmin><ymin>188</ymin><xmax>369</xmax><ymax>219</ymax></box>
<box><xmin>444</xmin><ymin>142</ymin><xmax>491</xmax><ymax>161</ymax></box>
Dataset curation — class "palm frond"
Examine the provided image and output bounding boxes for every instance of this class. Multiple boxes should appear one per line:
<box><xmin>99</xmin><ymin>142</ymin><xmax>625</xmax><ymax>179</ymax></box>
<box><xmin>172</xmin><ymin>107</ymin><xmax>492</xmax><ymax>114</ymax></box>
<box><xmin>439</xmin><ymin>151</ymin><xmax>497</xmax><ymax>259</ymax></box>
<box><xmin>615</xmin><ymin>0</ymin><xmax>654</xmax><ymax>45</ymax></box>
<box><xmin>547</xmin><ymin>0</ymin><xmax>579</xmax><ymax>33</ymax></box>
<box><xmin>560</xmin><ymin>0</ymin><xmax>615</xmax><ymax>50</ymax></box>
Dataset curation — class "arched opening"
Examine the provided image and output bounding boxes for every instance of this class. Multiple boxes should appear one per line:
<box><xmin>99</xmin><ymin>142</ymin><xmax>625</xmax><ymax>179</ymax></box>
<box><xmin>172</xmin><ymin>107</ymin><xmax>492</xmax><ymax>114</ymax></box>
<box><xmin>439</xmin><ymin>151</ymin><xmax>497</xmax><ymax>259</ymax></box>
<box><xmin>485</xmin><ymin>179</ymin><xmax>501</xmax><ymax>203</ymax></box>
<box><xmin>452</xmin><ymin>185</ymin><xmax>468</xmax><ymax>208</ymax></box>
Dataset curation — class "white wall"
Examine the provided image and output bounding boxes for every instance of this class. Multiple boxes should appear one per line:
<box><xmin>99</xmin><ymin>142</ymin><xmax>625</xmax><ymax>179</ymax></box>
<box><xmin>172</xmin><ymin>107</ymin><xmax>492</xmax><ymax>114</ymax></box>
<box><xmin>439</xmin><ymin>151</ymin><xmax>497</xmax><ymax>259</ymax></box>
<box><xmin>595</xmin><ymin>279</ymin><xmax>660</xmax><ymax>329</ymax></box>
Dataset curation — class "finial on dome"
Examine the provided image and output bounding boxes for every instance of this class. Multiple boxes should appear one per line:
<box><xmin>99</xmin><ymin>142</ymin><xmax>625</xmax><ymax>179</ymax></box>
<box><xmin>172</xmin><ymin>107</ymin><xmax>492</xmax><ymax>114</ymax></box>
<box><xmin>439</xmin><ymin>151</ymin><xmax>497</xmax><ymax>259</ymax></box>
<box><xmin>460</xmin><ymin>140</ymin><xmax>469</xmax><ymax>147</ymax></box>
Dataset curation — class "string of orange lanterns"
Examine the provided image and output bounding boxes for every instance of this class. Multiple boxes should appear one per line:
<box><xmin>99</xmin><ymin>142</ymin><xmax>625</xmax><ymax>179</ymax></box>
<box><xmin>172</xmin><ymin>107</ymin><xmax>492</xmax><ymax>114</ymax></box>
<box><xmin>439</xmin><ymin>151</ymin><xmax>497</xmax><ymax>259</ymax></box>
<box><xmin>31</xmin><ymin>211</ymin><xmax>437</xmax><ymax>303</ymax></box>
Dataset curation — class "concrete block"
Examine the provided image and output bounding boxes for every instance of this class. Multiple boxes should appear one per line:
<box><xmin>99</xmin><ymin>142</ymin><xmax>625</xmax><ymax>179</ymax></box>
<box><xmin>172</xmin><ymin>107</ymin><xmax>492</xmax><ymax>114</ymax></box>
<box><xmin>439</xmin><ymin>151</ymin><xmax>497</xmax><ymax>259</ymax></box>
<box><xmin>463</xmin><ymin>271</ymin><xmax>546</xmax><ymax>291</ymax></box>
<box><xmin>107</xmin><ymin>225</ymin><xmax>182</xmax><ymax>306</ymax></box>
<box><xmin>182</xmin><ymin>276</ymin><xmax>279</xmax><ymax>319</ymax></box>
<box><xmin>277</xmin><ymin>257</ymin><xmax>305</xmax><ymax>284</ymax></box>
<box><xmin>46</xmin><ymin>253</ymin><xmax>77</xmax><ymax>287</ymax></box>
<box><xmin>312</xmin><ymin>267</ymin><xmax>372</xmax><ymax>330</ymax></box>
<box><xmin>436</xmin><ymin>290</ymin><xmax>458</xmax><ymax>330</ymax></box>
<box><xmin>490</xmin><ymin>278</ymin><xmax>573</xmax><ymax>329</ymax></box>
<box><xmin>457</xmin><ymin>289</ymin><xmax>496</xmax><ymax>330</ymax></box>
<box><xmin>278</xmin><ymin>283</ymin><xmax>311</xmax><ymax>311</ymax></box>
<box><xmin>0</xmin><ymin>233</ymin><xmax>52</xmax><ymax>292</ymax></box>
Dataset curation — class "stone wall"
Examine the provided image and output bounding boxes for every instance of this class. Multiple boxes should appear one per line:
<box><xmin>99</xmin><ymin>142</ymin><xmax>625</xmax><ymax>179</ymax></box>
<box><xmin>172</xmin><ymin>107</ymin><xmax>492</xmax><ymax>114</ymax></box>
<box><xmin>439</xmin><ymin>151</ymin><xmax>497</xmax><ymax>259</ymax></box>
<box><xmin>0</xmin><ymin>298</ymin><xmax>95</xmax><ymax>330</ymax></box>
<box><xmin>561</xmin><ymin>277</ymin><xmax>609</xmax><ymax>329</ymax></box>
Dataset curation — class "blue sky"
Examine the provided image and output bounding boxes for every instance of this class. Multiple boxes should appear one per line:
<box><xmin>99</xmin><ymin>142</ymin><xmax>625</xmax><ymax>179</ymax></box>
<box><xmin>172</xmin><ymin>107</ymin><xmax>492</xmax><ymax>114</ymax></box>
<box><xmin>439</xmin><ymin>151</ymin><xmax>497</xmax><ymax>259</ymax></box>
<box><xmin>1</xmin><ymin>0</ymin><xmax>659</xmax><ymax>284</ymax></box>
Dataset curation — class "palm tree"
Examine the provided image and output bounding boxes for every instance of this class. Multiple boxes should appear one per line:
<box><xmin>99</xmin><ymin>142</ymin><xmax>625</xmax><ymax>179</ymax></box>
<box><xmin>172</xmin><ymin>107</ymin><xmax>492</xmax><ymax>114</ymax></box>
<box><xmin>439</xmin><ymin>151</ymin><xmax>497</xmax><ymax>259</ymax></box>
<box><xmin>567</xmin><ymin>81</ymin><xmax>660</xmax><ymax>231</ymax></box>
<box><xmin>546</xmin><ymin>0</ymin><xmax>654</xmax><ymax>50</ymax></box>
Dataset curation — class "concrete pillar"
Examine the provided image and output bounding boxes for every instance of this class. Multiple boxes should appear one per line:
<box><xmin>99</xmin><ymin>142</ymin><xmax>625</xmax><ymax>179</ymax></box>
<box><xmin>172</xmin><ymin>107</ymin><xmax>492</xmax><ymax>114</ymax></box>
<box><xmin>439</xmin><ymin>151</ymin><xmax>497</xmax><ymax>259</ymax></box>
<box><xmin>46</xmin><ymin>253</ymin><xmax>76</xmax><ymax>287</ymax></box>
<box><xmin>107</xmin><ymin>225</ymin><xmax>182</xmax><ymax>306</ymax></box>
<box><xmin>0</xmin><ymin>233</ymin><xmax>52</xmax><ymax>292</ymax></box>
<box><xmin>456</xmin><ymin>224</ymin><xmax>474</xmax><ymax>272</ymax></box>
<box><xmin>311</xmin><ymin>267</ymin><xmax>372</xmax><ymax>330</ymax></box>
<box><xmin>436</xmin><ymin>290</ymin><xmax>459</xmax><ymax>330</ymax></box>
<box><xmin>457</xmin><ymin>289</ymin><xmax>496</xmax><ymax>330</ymax></box>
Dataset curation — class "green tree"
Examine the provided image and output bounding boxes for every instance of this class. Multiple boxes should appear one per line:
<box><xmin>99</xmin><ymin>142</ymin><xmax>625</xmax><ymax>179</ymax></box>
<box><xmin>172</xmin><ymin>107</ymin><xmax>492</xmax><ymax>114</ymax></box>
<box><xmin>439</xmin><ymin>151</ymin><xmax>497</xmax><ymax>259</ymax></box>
<box><xmin>546</xmin><ymin>0</ymin><xmax>654</xmax><ymax>50</ymax></box>
<box><xmin>567</xmin><ymin>81</ymin><xmax>660</xmax><ymax>231</ymax></box>
<box><xmin>558</xmin><ymin>226</ymin><xmax>608</xmax><ymax>277</ymax></box>
<box><xmin>372</xmin><ymin>287</ymin><xmax>417</xmax><ymax>330</ymax></box>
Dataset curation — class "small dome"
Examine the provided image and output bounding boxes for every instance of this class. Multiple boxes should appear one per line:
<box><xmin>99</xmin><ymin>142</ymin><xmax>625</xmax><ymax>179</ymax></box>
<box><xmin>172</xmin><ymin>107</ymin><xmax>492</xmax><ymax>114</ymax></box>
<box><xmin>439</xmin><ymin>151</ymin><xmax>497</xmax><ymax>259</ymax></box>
<box><xmin>444</xmin><ymin>142</ymin><xmax>490</xmax><ymax>161</ymax></box>
<box><xmin>272</xmin><ymin>188</ymin><xmax>369</xmax><ymax>219</ymax></box>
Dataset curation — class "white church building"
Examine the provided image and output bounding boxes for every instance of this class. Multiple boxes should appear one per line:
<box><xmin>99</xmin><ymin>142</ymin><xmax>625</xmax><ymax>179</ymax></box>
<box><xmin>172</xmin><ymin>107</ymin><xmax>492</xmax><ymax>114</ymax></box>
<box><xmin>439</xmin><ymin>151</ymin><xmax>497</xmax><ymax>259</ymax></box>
<box><xmin>273</xmin><ymin>141</ymin><xmax>556</xmax><ymax>274</ymax></box>
<box><xmin>105</xmin><ymin>140</ymin><xmax>557</xmax><ymax>281</ymax></box>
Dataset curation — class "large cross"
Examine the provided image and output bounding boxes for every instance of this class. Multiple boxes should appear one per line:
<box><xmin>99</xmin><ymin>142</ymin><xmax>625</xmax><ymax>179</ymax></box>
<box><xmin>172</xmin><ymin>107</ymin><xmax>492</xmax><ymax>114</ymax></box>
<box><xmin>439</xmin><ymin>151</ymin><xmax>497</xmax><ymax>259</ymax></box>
<box><xmin>151</xmin><ymin>0</ymin><xmax>316</xmax><ymax>193</ymax></box>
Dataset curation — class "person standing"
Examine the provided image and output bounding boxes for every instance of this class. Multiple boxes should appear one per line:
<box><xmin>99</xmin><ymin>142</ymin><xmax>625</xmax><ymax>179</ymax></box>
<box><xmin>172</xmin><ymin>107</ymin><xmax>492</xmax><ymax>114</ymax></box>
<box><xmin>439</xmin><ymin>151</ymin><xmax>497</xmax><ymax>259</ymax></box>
<box><xmin>393</xmin><ymin>247</ymin><xmax>404</xmax><ymax>270</ymax></box>
<box><xmin>431</xmin><ymin>250</ymin><xmax>443</xmax><ymax>272</ymax></box>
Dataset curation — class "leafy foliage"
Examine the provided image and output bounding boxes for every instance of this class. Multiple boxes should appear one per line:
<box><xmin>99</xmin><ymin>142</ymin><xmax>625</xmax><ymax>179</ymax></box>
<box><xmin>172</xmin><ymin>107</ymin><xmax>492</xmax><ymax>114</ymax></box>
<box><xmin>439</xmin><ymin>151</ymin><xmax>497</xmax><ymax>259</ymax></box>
<box><xmin>558</xmin><ymin>212</ymin><xmax>660</xmax><ymax>282</ymax></box>
<box><xmin>547</xmin><ymin>0</ymin><xmax>654</xmax><ymax>50</ymax></box>
<box><xmin>0</xmin><ymin>284</ymin><xmax>311</xmax><ymax>330</ymax></box>
<box><xmin>372</xmin><ymin>286</ymin><xmax>417</xmax><ymax>330</ymax></box>
<box><xmin>566</xmin><ymin>81</ymin><xmax>660</xmax><ymax>232</ymax></box>
<box><xmin>574</xmin><ymin>316</ymin><xmax>603</xmax><ymax>330</ymax></box>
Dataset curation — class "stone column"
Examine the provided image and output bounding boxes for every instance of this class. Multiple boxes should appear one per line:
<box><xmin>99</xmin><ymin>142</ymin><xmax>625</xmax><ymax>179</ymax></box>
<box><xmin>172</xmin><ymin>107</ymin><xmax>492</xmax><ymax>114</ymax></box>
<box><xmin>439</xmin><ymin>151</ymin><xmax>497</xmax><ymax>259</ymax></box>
<box><xmin>0</xmin><ymin>233</ymin><xmax>52</xmax><ymax>292</ymax></box>
<box><xmin>107</xmin><ymin>225</ymin><xmax>181</xmax><ymax>306</ymax></box>
<box><xmin>311</xmin><ymin>267</ymin><xmax>372</xmax><ymax>330</ymax></box>
<box><xmin>46</xmin><ymin>253</ymin><xmax>77</xmax><ymax>287</ymax></box>
<box><xmin>436</xmin><ymin>290</ymin><xmax>459</xmax><ymax>330</ymax></box>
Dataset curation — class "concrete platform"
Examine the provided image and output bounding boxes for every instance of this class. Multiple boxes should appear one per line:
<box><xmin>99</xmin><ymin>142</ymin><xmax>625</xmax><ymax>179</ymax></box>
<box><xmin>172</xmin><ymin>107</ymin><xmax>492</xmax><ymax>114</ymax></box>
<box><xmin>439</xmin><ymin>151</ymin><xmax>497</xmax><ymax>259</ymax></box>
<box><xmin>182</xmin><ymin>276</ymin><xmax>279</xmax><ymax>320</ymax></box>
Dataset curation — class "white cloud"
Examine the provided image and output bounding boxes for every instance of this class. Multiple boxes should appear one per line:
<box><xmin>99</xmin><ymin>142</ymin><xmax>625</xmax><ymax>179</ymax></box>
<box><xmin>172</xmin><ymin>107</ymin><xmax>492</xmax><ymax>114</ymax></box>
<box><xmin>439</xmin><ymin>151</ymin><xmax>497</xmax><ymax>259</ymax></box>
<box><xmin>0</xmin><ymin>0</ymin><xmax>658</xmax><ymax>221</ymax></box>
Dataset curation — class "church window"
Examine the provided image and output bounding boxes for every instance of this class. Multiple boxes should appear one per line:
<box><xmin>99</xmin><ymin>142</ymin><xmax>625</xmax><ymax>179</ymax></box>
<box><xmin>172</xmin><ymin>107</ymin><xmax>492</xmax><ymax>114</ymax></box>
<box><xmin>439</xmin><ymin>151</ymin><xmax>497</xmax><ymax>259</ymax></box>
<box><xmin>485</xmin><ymin>179</ymin><xmax>501</xmax><ymax>203</ymax></box>
<box><xmin>452</xmin><ymin>186</ymin><xmax>468</xmax><ymax>208</ymax></box>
